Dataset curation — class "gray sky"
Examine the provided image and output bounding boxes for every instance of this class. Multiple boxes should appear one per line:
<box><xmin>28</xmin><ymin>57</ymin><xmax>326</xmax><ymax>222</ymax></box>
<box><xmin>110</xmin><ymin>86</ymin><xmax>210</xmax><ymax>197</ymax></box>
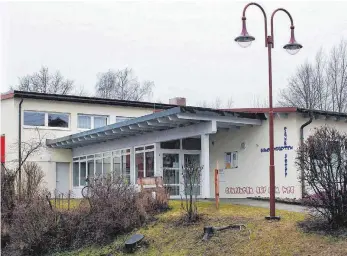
<box><xmin>1</xmin><ymin>0</ymin><xmax>346</xmax><ymax>107</ymax></box>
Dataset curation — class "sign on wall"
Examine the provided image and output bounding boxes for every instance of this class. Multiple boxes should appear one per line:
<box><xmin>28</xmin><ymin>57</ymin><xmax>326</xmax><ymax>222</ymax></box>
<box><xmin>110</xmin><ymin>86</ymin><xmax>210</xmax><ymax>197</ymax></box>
<box><xmin>260</xmin><ymin>127</ymin><xmax>293</xmax><ymax>177</ymax></box>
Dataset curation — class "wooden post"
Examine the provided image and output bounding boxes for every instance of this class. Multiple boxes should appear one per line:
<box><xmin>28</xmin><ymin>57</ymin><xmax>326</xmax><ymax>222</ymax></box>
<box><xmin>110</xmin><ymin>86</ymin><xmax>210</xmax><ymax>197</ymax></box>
<box><xmin>68</xmin><ymin>191</ymin><xmax>71</xmax><ymax>211</ymax></box>
<box><xmin>215</xmin><ymin>169</ymin><xmax>219</xmax><ymax>209</ymax></box>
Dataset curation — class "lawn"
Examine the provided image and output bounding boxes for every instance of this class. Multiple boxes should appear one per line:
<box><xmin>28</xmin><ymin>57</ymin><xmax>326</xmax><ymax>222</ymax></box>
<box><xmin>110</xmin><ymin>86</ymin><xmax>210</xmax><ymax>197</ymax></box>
<box><xmin>56</xmin><ymin>200</ymin><xmax>347</xmax><ymax>256</ymax></box>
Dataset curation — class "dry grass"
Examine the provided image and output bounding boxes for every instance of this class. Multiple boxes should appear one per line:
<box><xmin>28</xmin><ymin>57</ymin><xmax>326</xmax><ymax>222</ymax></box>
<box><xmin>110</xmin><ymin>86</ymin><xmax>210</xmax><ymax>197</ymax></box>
<box><xmin>56</xmin><ymin>200</ymin><xmax>347</xmax><ymax>256</ymax></box>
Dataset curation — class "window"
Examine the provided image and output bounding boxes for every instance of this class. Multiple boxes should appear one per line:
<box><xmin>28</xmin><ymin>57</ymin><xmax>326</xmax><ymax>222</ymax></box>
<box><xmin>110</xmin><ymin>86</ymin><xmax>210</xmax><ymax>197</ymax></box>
<box><xmin>78</xmin><ymin>115</ymin><xmax>91</xmax><ymax>129</ymax></box>
<box><xmin>182</xmin><ymin>137</ymin><xmax>201</xmax><ymax>150</ymax></box>
<box><xmin>24</xmin><ymin>111</ymin><xmax>70</xmax><ymax>129</ymax></box>
<box><xmin>116</xmin><ymin>116</ymin><xmax>134</xmax><ymax>123</ymax></box>
<box><xmin>72</xmin><ymin>148</ymin><xmax>132</xmax><ymax>187</ymax></box>
<box><xmin>24</xmin><ymin>111</ymin><xmax>45</xmax><ymax>126</ymax></box>
<box><xmin>94</xmin><ymin>116</ymin><xmax>107</xmax><ymax>128</ymax></box>
<box><xmin>134</xmin><ymin>145</ymin><xmax>155</xmax><ymax>180</ymax></box>
<box><xmin>161</xmin><ymin>139</ymin><xmax>180</xmax><ymax>149</ymax></box>
<box><xmin>73</xmin><ymin>162</ymin><xmax>79</xmax><ymax>187</ymax></box>
<box><xmin>48</xmin><ymin>113</ymin><xmax>69</xmax><ymax>128</ymax></box>
<box><xmin>121</xmin><ymin>149</ymin><xmax>131</xmax><ymax>183</ymax></box>
<box><xmin>225</xmin><ymin>151</ymin><xmax>238</xmax><ymax>169</ymax></box>
<box><xmin>80</xmin><ymin>162</ymin><xmax>87</xmax><ymax>186</ymax></box>
<box><xmin>77</xmin><ymin>114</ymin><xmax>108</xmax><ymax>129</ymax></box>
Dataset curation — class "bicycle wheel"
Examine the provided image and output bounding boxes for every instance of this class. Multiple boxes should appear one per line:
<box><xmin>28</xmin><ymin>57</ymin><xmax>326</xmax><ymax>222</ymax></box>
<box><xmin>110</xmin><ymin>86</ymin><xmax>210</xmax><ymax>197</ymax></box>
<box><xmin>81</xmin><ymin>186</ymin><xmax>93</xmax><ymax>198</ymax></box>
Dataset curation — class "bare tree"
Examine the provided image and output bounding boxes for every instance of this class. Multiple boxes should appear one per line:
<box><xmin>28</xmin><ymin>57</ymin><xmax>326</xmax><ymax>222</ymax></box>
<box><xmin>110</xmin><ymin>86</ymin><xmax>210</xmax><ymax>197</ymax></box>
<box><xmin>95</xmin><ymin>68</ymin><xmax>154</xmax><ymax>101</ymax></box>
<box><xmin>326</xmin><ymin>40</ymin><xmax>347</xmax><ymax>113</ymax></box>
<box><xmin>278</xmin><ymin>39</ymin><xmax>347</xmax><ymax>113</ymax></box>
<box><xmin>226</xmin><ymin>96</ymin><xmax>234</xmax><ymax>108</ymax></box>
<box><xmin>251</xmin><ymin>94</ymin><xmax>268</xmax><ymax>108</ymax></box>
<box><xmin>12</xmin><ymin>66</ymin><xmax>75</xmax><ymax>95</ymax></box>
<box><xmin>214</xmin><ymin>97</ymin><xmax>222</xmax><ymax>109</ymax></box>
<box><xmin>196</xmin><ymin>96</ymin><xmax>234</xmax><ymax>109</ymax></box>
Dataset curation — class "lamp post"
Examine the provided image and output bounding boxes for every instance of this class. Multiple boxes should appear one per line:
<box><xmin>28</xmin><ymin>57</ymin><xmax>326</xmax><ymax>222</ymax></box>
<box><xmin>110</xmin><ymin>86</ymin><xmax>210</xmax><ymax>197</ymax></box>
<box><xmin>235</xmin><ymin>2</ymin><xmax>302</xmax><ymax>220</ymax></box>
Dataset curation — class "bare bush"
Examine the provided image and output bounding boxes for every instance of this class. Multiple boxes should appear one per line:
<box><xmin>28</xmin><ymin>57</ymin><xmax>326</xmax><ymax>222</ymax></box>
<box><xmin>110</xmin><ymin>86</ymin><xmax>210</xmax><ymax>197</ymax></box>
<box><xmin>21</xmin><ymin>162</ymin><xmax>45</xmax><ymax>200</ymax></box>
<box><xmin>3</xmin><ymin>174</ymin><xmax>165</xmax><ymax>255</ymax></box>
<box><xmin>296</xmin><ymin>126</ymin><xmax>347</xmax><ymax>229</ymax></box>
<box><xmin>181</xmin><ymin>162</ymin><xmax>203</xmax><ymax>223</ymax></box>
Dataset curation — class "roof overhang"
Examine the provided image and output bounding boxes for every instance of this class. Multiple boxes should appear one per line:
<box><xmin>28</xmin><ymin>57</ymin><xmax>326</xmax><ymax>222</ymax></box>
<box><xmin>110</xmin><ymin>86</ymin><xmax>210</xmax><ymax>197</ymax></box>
<box><xmin>46</xmin><ymin>106</ymin><xmax>265</xmax><ymax>149</ymax></box>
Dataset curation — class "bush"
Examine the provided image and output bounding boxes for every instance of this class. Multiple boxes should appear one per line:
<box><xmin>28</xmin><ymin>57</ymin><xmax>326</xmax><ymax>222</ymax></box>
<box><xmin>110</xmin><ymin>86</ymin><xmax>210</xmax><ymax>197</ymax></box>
<box><xmin>2</xmin><ymin>174</ymin><xmax>167</xmax><ymax>255</ymax></box>
<box><xmin>180</xmin><ymin>162</ymin><xmax>203</xmax><ymax>223</ymax></box>
<box><xmin>297</xmin><ymin>126</ymin><xmax>347</xmax><ymax>229</ymax></box>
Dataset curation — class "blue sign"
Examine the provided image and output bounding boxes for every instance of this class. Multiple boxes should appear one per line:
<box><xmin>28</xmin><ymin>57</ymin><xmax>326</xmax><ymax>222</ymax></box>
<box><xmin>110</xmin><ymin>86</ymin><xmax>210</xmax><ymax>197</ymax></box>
<box><xmin>260</xmin><ymin>127</ymin><xmax>293</xmax><ymax>177</ymax></box>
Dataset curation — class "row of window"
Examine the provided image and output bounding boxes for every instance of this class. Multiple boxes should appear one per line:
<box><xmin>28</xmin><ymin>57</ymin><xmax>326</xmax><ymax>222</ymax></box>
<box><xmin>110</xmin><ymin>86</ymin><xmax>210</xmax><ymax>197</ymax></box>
<box><xmin>23</xmin><ymin>111</ymin><xmax>134</xmax><ymax>129</ymax></box>
<box><xmin>72</xmin><ymin>145</ymin><xmax>156</xmax><ymax>187</ymax></box>
<box><xmin>73</xmin><ymin>149</ymin><xmax>131</xmax><ymax>187</ymax></box>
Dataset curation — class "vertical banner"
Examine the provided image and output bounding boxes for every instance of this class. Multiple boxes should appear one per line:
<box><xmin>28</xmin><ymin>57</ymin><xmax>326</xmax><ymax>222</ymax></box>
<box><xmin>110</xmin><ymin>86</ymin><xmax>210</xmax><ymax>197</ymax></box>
<box><xmin>1</xmin><ymin>135</ymin><xmax>5</xmax><ymax>163</ymax></box>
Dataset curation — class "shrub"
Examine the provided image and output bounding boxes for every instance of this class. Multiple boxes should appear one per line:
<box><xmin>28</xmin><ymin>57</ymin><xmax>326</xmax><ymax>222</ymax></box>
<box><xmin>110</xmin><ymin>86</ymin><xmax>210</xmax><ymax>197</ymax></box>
<box><xmin>297</xmin><ymin>126</ymin><xmax>347</xmax><ymax>229</ymax></box>
<box><xmin>2</xmin><ymin>174</ymin><xmax>163</xmax><ymax>255</ymax></box>
<box><xmin>180</xmin><ymin>162</ymin><xmax>203</xmax><ymax>223</ymax></box>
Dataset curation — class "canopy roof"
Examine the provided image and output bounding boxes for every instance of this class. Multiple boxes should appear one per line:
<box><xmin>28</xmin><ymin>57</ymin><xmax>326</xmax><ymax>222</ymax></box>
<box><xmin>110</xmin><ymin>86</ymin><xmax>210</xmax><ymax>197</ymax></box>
<box><xmin>46</xmin><ymin>106</ymin><xmax>265</xmax><ymax>149</ymax></box>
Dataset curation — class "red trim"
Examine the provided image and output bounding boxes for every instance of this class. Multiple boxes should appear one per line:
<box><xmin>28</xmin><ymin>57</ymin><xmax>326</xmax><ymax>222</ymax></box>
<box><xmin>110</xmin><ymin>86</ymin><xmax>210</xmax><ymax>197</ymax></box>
<box><xmin>1</xmin><ymin>92</ymin><xmax>14</xmax><ymax>100</ymax></box>
<box><xmin>1</xmin><ymin>135</ymin><xmax>5</xmax><ymax>163</ymax></box>
<box><xmin>220</xmin><ymin>107</ymin><xmax>297</xmax><ymax>113</ymax></box>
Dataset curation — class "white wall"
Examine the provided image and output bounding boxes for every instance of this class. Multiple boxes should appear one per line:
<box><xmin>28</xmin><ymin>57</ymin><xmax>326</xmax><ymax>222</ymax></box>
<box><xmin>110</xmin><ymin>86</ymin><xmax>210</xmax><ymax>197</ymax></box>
<box><xmin>210</xmin><ymin>113</ymin><xmax>301</xmax><ymax>199</ymax></box>
<box><xmin>210</xmin><ymin>113</ymin><xmax>347</xmax><ymax>200</ymax></box>
<box><xmin>1</xmin><ymin>97</ymin><xmax>156</xmax><ymax>193</ymax></box>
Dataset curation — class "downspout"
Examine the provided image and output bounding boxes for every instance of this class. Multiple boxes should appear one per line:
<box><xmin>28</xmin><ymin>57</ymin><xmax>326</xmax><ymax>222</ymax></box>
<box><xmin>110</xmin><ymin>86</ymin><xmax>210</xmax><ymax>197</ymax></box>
<box><xmin>18</xmin><ymin>98</ymin><xmax>24</xmax><ymax>196</ymax></box>
<box><xmin>299</xmin><ymin>113</ymin><xmax>313</xmax><ymax>198</ymax></box>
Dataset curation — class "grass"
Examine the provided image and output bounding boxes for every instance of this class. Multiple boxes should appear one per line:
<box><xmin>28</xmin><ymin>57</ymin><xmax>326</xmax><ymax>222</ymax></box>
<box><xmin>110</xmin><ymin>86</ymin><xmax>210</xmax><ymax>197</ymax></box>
<box><xmin>56</xmin><ymin>200</ymin><xmax>347</xmax><ymax>256</ymax></box>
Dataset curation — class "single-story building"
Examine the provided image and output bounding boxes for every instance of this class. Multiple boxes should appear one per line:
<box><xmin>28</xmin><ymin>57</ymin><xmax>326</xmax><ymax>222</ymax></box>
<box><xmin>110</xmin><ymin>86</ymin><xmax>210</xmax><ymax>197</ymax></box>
<box><xmin>2</xmin><ymin>91</ymin><xmax>347</xmax><ymax>199</ymax></box>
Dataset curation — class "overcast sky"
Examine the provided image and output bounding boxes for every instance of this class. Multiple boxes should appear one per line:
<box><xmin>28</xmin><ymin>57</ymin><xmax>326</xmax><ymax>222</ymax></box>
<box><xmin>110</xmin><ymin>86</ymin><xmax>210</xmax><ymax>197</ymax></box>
<box><xmin>1</xmin><ymin>1</ymin><xmax>346</xmax><ymax>107</ymax></box>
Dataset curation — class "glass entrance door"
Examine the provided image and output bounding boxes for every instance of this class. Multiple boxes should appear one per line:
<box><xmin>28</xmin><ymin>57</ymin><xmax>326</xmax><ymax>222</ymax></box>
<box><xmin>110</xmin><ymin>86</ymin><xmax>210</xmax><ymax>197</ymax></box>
<box><xmin>162</xmin><ymin>153</ymin><xmax>180</xmax><ymax>196</ymax></box>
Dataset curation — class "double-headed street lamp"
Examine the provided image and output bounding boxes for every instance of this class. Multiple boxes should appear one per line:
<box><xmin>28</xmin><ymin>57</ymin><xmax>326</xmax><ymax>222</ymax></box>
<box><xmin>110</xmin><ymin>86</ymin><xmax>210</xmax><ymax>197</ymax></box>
<box><xmin>235</xmin><ymin>2</ymin><xmax>302</xmax><ymax>220</ymax></box>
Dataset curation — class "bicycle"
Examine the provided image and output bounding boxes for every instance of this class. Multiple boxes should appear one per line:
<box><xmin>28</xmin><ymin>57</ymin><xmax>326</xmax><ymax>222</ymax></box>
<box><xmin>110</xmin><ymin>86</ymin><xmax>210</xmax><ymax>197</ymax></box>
<box><xmin>81</xmin><ymin>177</ymin><xmax>95</xmax><ymax>198</ymax></box>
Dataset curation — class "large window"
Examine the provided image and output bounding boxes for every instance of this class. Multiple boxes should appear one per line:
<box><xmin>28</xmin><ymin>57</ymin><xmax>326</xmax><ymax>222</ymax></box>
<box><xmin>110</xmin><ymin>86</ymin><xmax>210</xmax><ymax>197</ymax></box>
<box><xmin>135</xmin><ymin>145</ymin><xmax>155</xmax><ymax>181</ymax></box>
<box><xmin>24</xmin><ymin>111</ymin><xmax>45</xmax><ymax>126</ymax></box>
<box><xmin>77</xmin><ymin>114</ymin><xmax>108</xmax><ymax>130</ymax></box>
<box><xmin>48</xmin><ymin>113</ymin><xmax>69</xmax><ymax>128</ymax></box>
<box><xmin>24</xmin><ymin>111</ymin><xmax>69</xmax><ymax>128</ymax></box>
<box><xmin>72</xmin><ymin>148</ymin><xmax>131</xmax><ymax>187</ymax></box>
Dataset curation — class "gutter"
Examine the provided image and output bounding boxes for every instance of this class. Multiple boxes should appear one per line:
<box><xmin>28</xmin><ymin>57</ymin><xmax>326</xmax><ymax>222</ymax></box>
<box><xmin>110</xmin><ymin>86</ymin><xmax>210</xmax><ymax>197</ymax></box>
<box><xmin>299</xmin><ymin>113</ymin><xmax>313</xmax><ymax>198</ymax></box>
<box><xmin>18</xmin><ymin>98</ymin><xmax>24</xmax><ymax>195</ymax></box>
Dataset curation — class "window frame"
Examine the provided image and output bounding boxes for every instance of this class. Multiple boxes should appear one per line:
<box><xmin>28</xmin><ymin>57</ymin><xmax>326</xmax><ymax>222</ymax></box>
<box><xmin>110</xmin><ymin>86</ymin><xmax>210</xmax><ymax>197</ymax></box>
<box><xmin>77</xmin><ymin>114</ymin><xmax>109</xmax><ymax>130</ymax></box>
<box><xmin>23</xmin><ymin>110</ymin><xmax>70</xmax><ymax>130</ymax></box>
<box><xmin>72</xmin><ymin>147</ymin><xmax>131</xmax><ymax>188</ymax></box>
<box><xmin>224</xmin><ymin>151</ymin><xmax>238</xmax><ymax>169</ymax></box>
<box><xmin>134</xmin><ymin>144</ymin><xmax>155</xmax><ymax>179</ymax></box>
<box><xmin>23</xmin><ymin>111</ymin><xmax>46</xmax><ymax>127</ymax></box>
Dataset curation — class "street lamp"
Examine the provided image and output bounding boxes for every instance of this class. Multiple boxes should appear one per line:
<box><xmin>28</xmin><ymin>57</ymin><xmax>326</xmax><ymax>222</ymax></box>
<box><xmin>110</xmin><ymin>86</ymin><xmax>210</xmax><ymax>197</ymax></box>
<box><xmin>235</xmin><ymin>2</ymin><xmax>302</xmax><ymax>220</ymax></box>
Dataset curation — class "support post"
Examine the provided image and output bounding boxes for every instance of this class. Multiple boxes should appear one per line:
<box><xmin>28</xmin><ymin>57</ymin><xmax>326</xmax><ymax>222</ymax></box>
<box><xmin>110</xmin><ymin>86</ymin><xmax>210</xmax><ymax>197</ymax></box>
<box><xmin>215</xmin><ymin>169</ymin><xmax>219</xmax><ymax>209</ymax></box>
<box><xmin>201</xmin><ymin>134</ymin><xmax>210</xmax><ymax>198</ymax></box>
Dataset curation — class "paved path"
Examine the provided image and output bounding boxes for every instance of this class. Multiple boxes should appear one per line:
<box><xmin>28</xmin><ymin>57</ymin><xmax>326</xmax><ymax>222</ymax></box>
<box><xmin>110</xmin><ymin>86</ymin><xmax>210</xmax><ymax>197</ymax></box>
<box><xmin>205</xmin><ymin>198</ymin><xmax>308</xmax><ymax>213</ymax></box>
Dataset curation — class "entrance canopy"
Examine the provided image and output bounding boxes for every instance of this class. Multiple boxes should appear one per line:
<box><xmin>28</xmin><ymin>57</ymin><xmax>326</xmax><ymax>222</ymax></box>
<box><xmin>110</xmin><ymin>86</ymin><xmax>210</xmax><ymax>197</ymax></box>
<box><xmin>46</xmin><ymin>106</ymin><xmax>265</xmax><ymax>149</ymax></box>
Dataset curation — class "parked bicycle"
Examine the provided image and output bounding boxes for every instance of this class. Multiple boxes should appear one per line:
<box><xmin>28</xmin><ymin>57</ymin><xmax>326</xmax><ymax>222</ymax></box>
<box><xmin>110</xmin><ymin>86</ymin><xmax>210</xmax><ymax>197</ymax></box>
<box><xmin>81</xmin><ymin>177</ymin><xmax>95</xmax><ymax>198</ymax></box>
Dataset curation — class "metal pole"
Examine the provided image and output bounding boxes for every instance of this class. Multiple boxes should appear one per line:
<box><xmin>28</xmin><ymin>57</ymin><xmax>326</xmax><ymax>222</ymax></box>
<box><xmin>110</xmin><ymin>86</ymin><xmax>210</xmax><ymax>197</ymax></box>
<box><xmin>268</xmin><ymin>36</ymin><xmax>276</xmax><ymax>218</ymax></box>
<box><xmin>265</xmin><ymin>35</ymin><xmax>280</xmax><ymax>220</ymax></box>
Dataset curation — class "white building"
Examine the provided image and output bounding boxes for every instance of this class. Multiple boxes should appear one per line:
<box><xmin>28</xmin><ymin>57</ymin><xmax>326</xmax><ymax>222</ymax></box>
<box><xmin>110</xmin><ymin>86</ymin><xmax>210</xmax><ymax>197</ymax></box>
<box><xmin>1</xmin><ymin>90</ymin><xmax>347</xmax><ymax>199</ymax></box>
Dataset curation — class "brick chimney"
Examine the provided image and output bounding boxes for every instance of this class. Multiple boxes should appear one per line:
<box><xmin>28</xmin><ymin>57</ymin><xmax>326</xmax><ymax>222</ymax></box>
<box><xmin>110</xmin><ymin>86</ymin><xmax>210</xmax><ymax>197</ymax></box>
<box><xmin>169</xmin><ymin>97</ymin><xmax>186</xmax><ymax>106</ymax></box>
